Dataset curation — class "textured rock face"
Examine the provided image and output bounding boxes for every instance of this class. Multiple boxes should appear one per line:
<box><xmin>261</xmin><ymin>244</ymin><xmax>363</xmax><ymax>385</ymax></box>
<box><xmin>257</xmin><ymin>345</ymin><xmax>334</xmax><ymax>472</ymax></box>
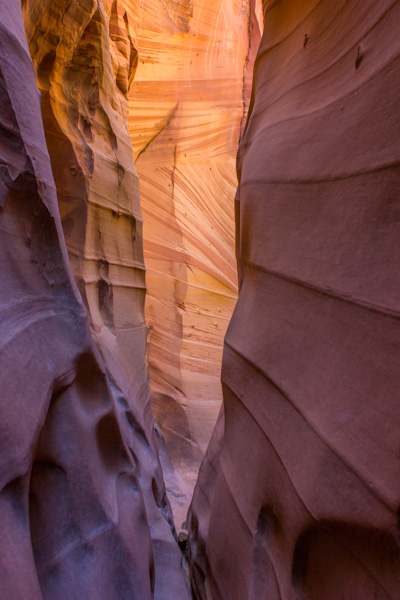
<box><xmin>189</xmin><ymin>1</ymin><xmax>400</xmax><ymax>598</ymax></box>
<box><xmin>0</xmin><ymin>1</ymin><xmax>188</xmax><ymax>598</ymax></box>
<box><xmin>125</xmin><ymin>0</ymin><xmax>252</xmax><ymax>519</ymax></box>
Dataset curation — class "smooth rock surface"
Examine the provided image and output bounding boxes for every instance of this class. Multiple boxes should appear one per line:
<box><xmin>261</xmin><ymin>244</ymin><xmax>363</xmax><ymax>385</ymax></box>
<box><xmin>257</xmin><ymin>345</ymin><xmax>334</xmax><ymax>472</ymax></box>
<box><xmin>189</xmin><ymin>1</ymin><xmax>400</xmax><ymax>598</ymax></box>
<box><xmin>0</xmin><ymin>1</ymin><xmax>189</xmax><ymax>598</ymax></box>
<box><xmin>126</xmin><ymin>0</ymin><xmax>255</xmax><ymax>523</ymax></box>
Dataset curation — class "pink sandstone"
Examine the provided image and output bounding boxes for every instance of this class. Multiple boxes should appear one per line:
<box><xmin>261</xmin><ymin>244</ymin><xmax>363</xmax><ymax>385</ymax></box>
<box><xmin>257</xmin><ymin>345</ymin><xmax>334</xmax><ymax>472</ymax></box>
<box><xmin>189</xmin><ymin>1</ymin><xmax>400</xmax><ymax>598</ymax></box>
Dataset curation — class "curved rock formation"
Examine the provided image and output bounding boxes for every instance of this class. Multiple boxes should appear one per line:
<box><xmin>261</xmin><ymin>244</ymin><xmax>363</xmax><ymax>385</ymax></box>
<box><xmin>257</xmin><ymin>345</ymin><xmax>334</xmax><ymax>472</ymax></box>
<box><xmin>189</xmin><ymin>1</ymin><xmax>400</xmax><ymax>598</ymax></box>
<box><xmin>126</xmin><ymin>0</ymin><xmax>252</xmax><ymax>522</ymax></box>
<box><xmin>0</xmin><ymin>1</ymin><xmax>189</xmax><ymax>598</ymax></box>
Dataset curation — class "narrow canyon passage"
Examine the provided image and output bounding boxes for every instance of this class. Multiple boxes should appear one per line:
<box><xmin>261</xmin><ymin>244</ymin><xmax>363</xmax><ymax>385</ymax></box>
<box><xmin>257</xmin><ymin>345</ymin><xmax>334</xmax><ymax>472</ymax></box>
<box><xmin>1</xmin><ymin>1</ymin><xmax>400</xmax><ymax>600</ymax></box>
<box><xmin>127</xmin><ymin>0</ymin><xmax>262</xmax><ymax>527</ymax></box>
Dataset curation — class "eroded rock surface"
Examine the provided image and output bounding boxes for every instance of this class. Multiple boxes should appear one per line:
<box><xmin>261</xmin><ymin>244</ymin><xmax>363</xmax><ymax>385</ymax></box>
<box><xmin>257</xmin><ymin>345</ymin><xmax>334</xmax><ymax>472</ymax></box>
<box><xmin>0</xmin><ymin>1</ymin><xmax>189</xmax><ymax>598</ymax></box>
<box><xmin>189</xmin><ymin>1</ymin><xmax>400</xmax><ymax>598</ymax></box>
<box><xmin>126</xmin><ymin>0</ymin><xmax>254</xmax><ymax>523</ymax></box>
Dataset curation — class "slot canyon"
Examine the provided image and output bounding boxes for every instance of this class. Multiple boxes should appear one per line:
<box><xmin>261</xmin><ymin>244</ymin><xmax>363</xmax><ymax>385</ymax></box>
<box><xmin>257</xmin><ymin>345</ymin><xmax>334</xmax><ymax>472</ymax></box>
<box><xmin>0</xmin><ymin>1</ymin><xmax>399</xmax><ymax>599</ymax></box>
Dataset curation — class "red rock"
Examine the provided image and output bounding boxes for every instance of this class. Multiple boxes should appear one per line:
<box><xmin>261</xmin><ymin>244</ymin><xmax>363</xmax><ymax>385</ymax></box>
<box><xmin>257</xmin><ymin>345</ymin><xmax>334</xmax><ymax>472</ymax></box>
<box><xmin>189</xmin><ymin>1</ymin><xmax>400</xmax><ymax>598</ymax></box>
<box><xmin>0</xmin><ymin>1</ymin><xmax>189</xmax><ymax>598</ymax></box>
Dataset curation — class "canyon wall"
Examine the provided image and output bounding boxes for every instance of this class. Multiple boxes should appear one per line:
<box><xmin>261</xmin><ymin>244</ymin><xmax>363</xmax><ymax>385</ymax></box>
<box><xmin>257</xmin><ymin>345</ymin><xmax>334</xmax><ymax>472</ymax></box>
<box><xmin>126</xmin><ymin>0</ymin><xmax>252</xmax><ymax>515</ymax></box>
<box><xmin>0</xmin><ymin>1</ymin><xmax>189</xmax><ymax>598</ymax></box>
<box><xmin>189</xmin><ymin>1</ymin><xmax>400</xmax><ymax>598</ymax></box>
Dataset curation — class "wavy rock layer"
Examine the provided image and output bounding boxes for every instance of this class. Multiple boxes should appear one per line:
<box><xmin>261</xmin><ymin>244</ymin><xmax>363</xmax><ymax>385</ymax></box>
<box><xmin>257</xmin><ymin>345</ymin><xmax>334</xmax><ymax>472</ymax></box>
<box><xmin>0</xmin><ymin>1</ymin><xmax>189</xmax><ymax>598</ymax></box>
<box><xmin>189</xmin><ymin>1</ymin><xmax>400</xmax><ymax>598</ymax></box>
<box><xmin>125</xmin><ymin>0</ymin><xmax>252</xmax><ymax>522</ymax></box>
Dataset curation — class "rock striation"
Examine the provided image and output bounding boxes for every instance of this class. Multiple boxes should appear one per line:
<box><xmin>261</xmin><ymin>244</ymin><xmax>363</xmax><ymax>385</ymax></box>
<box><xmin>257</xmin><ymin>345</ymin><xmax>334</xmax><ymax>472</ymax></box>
<box><xmin>126</xmin><ymin>0</ymin><xmax>252</xmax><ymax>521</ymax></box>
<box><xmin>0</xmin><ymin>1</ymin><xmax>189</xmax><ymax>598</ymax></box>
<box><xmin>189</xmin><ymin>1</ymin><xmax>400</xmax><ymax>598</ymax></box>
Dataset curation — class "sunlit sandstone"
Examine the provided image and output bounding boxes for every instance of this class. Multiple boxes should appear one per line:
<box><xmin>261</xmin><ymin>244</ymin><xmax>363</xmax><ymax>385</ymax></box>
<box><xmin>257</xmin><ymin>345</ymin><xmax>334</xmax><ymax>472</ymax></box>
<box><xmin>126</xmin><ymin>0</ymin><xmax>255</xmax><ymax>520</ymax></box>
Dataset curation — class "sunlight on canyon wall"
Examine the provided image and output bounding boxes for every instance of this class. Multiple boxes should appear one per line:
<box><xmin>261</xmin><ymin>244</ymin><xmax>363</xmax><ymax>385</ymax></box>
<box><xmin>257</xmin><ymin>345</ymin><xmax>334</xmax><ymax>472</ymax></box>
<box><xmin>124</xmin><ymin>0</ymin><xmax>261</xmax><ymax>524</ymax></box>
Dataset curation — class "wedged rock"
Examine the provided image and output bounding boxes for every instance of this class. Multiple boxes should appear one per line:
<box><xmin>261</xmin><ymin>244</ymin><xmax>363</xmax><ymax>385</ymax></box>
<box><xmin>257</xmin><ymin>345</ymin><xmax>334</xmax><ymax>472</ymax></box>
<box><xmin>189</xmin><ymin>1</ymin><xmax>400</xmax><ymax>598</ymax></box>
<box><xmin>0</xmin><ymin>1</ymin><xmax>189</xmax><ymax>598</ymax></box>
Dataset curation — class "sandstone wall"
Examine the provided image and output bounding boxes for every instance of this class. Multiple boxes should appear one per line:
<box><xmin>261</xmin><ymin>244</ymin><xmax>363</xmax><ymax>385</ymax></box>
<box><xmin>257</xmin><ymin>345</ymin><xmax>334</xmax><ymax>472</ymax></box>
<box><xmin>126</xmin><ymin>0</ymin><xmax>252</xmax><ymax>515</ymax></box>
<box><xmin>0</xmin><ymin>1</ymin><xmax>189</xmax><ymax>598</ymax></box>
<box><xmin>189</xmin><ymin>1</ymin><xmax>400</xmax><ymax>598</ymax></box>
